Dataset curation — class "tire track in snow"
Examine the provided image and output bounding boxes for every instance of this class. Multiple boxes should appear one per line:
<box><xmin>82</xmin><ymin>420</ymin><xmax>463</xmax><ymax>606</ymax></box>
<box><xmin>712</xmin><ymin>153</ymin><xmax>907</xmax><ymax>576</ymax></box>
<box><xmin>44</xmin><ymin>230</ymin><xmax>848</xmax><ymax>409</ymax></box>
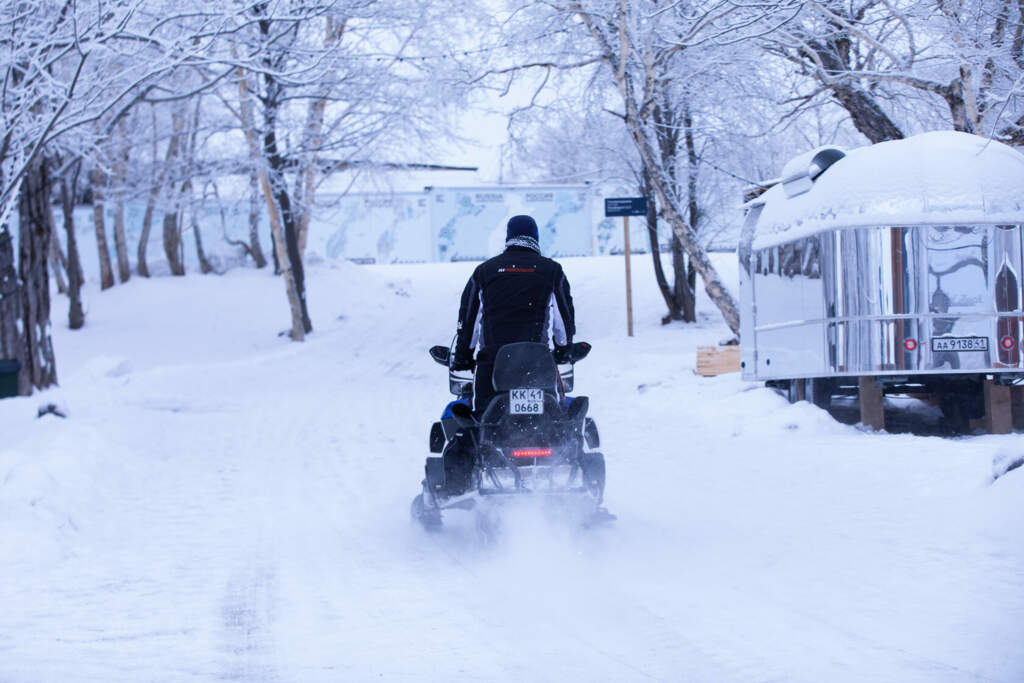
<box><xmin>408</xmin><ymin>513</ymin><xmax>762</xmax><ymax>682</ymax></box>
<box><xmin>219</xmin><ymin>563</ymin><xmax>280</xmax><ymax>682</ymax></box>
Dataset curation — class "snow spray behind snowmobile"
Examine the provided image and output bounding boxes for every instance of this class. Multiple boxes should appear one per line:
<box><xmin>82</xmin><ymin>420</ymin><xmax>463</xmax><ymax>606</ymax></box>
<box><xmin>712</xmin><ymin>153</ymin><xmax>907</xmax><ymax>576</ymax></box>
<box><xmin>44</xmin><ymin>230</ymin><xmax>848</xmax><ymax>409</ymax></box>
<box><xmin>411</xmin><ymin>341</ymin><xmax>612</xmax><ymax>530</ymax></box>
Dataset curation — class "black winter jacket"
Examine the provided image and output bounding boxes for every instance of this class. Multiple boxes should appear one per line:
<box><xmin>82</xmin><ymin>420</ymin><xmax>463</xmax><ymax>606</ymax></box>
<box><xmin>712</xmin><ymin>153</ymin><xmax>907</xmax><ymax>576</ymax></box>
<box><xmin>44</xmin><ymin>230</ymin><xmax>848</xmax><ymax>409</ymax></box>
<box><xmin>454</xmin><ymin>246</ymin><xmax>575</xmax><ymax>363</ymax></box>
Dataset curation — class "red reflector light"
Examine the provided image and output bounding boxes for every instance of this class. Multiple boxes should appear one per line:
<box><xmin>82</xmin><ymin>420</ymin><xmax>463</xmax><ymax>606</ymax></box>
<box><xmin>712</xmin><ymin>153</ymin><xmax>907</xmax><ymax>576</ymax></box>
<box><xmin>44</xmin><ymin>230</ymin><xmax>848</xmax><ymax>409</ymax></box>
<box><xmin>512</xmin><ymin>448</ymin><xmax>552</xmax><ymax>458</ymax></box>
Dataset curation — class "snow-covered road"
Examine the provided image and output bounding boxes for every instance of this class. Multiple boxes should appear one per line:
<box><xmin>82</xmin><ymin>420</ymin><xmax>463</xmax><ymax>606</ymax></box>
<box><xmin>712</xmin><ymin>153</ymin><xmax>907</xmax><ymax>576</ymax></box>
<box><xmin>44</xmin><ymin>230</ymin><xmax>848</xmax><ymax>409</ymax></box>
<box><xmin>1</xmin><ymin>256</ymin><xmax>1021</xmax><ymax>682</ymax></box>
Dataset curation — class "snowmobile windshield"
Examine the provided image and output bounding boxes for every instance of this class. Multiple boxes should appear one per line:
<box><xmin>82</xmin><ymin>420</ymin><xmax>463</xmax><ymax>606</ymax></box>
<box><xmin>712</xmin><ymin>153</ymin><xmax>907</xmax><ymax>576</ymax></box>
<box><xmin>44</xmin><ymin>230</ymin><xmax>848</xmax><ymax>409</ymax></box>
<box><xmin>491</xmin><ymin>342</ymin><xmax>558</xmax><ymax>392</ymax></box>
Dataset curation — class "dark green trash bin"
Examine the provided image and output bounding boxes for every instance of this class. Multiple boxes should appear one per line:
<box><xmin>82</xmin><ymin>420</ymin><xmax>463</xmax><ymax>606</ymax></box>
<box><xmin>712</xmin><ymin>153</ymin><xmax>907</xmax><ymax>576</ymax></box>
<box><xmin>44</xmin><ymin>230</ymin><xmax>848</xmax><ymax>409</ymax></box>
<box><xmin>0</xmin><ymin>359</ymin><xmax>21</xmax><ymax>398</ymax></box>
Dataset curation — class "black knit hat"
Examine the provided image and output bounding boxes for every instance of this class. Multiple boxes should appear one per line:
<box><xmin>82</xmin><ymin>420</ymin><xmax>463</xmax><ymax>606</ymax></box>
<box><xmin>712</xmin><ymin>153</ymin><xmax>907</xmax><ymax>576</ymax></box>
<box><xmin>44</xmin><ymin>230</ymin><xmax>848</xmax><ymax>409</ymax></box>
<box><xmin>505</xmin><ymin>215</ymin><xmax>540</xmax><ymax>252</ymax></box>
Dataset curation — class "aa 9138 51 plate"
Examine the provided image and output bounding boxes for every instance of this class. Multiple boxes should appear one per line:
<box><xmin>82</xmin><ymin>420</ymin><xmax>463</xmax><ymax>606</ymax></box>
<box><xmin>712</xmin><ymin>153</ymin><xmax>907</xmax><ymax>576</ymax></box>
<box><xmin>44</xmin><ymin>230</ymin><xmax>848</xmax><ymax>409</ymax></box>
<box><xmin>931</xmin><ymin>336</ymin><xmax>989</xmax><ymax>352</ymax></box>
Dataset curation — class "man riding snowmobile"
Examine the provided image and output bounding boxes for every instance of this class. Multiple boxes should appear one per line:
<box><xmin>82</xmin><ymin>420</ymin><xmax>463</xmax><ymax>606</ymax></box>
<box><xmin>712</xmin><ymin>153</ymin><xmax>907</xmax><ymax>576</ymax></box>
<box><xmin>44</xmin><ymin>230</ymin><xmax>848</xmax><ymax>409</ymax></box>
<box><xmin>444</xmin><ymin>214</ymin><xmax>576</xmax><ymax>494</ymax></box>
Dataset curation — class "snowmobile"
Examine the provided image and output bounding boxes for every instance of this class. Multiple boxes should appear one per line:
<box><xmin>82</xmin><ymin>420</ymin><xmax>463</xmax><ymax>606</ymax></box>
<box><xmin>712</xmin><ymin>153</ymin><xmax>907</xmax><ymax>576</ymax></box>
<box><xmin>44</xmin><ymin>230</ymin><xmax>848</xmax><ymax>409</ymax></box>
<box><xmin>411</xmin><ymin>341</ymin><xmax>613</xmax><ymax>531</ymax></box>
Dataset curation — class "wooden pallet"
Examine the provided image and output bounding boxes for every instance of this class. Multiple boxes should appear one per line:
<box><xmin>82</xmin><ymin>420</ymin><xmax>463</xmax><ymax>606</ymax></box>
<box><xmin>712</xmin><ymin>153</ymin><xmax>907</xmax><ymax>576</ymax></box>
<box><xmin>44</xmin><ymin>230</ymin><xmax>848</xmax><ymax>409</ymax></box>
<box><xmin>696</xmin><ymin>345</ymin><xmax>741</xmax><ymax>376</ymax></box>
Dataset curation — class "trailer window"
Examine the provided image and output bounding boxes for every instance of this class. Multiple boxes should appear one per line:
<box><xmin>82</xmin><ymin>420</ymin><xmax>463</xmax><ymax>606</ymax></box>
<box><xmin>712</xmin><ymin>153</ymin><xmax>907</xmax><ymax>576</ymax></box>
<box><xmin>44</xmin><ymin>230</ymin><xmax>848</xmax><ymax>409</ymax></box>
<box><xmin>925</xmin><ymin>226</ymin><xmax>988</xmax><ymax>314</ymax></box>
<box><xmin>780</xmin><ymin>243</ymin><xmax>800</xmax><ymax>277</ymax></box>
<box><xmin>801</xmin><ymin>238</ymin><xmax>821</xmax><ymax>278</ymax></box>
<box><xmin>769</xmin><ymin>238</ymin><xmax>821</xmax><ymax>280</ymax></box>
<box><xmin>753</xmin><ymin>237</ymin><xmax>826</xmax><ymax>328</ymax></box>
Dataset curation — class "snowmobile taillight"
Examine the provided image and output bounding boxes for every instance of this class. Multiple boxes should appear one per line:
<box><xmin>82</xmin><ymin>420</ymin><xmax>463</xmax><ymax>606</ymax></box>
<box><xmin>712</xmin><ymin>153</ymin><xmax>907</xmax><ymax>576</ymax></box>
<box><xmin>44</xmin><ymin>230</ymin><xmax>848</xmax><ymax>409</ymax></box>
<box><xmin>512</xmin><ymin>448</ymin><xmax>552</xmax><ymax>458</ymax></box>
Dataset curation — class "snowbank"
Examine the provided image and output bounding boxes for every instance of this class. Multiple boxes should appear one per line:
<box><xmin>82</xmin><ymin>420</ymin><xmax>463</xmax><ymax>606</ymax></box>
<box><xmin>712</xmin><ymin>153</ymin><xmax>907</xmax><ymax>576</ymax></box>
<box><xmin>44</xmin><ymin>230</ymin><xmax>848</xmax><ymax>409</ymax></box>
<box><xmin>0</xmin><ymin>254</ymin><xmax>1021</xmax><ymax>682</ymax></box>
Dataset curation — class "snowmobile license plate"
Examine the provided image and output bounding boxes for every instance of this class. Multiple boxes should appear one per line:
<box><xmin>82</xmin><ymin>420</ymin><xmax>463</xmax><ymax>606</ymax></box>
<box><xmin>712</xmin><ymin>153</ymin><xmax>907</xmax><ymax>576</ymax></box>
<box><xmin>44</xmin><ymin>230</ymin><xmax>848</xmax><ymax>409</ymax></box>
<box><xmin>510</xmin><ymin>388</ymin><xmax>544</xmax><ymax>415</ymax></box>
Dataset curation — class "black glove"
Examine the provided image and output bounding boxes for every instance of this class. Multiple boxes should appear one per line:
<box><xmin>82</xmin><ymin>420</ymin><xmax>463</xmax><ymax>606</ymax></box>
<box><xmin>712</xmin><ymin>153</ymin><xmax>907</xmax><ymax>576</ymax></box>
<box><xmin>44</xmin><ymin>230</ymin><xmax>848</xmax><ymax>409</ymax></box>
<box><xmin>553</xmin><ymin>345</ymin><xmax>570</xmax><ymax>364</ymax></box>
<box><xmin>451</xmin><ymin>355</ymin><xmax>475</xmax><ymax>371</ymax></box>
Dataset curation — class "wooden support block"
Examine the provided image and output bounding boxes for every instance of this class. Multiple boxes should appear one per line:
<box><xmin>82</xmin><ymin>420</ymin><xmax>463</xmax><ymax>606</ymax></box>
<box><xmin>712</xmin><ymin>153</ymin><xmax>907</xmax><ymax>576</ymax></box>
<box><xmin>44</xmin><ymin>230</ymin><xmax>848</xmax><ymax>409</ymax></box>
<box><xmin>858</xmin><ymin>376</ymin><xmax>885</xmax><ymax>431</ymax></box>
<box><xmin>696</xmin><ymin>345</ymin><xmax>741</xmax><ymax>377</ymax></box>
<box><xmin>984</xmin><ymin>380</ymin><xmax>1012</xmax><ymax>434</ymax></box>
<box><xmin>795</xmin><ymin>378</ymin><xmax>806</xmax><ymax>402</ymax></box>
<box><xmin>1012</xmin><ymin>385</ymin><xmax>1024</xmax><ymax>431</ymax></box>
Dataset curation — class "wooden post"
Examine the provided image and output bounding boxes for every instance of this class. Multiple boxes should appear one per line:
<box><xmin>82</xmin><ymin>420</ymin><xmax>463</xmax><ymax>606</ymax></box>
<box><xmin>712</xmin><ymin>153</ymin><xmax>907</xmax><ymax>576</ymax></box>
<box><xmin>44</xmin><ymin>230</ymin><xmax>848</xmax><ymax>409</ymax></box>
<box><xmin>623</xmin><ymin>215</ymin><xmax>634</xmax><ymax>337</ymax></box>
<box><xmin>605</xmin><ymin>196</ymin><xmax>645</xmax><ymax>337</ymax></box>
<box><xmin>858</xmin><ymin>376</ymin><xmax>885</xmax><ymax>430</ymax></box>
<box><xmin>984</xmin><ymin>379</ymin><xmax>1012</xmax><ymax>434</ymax></box>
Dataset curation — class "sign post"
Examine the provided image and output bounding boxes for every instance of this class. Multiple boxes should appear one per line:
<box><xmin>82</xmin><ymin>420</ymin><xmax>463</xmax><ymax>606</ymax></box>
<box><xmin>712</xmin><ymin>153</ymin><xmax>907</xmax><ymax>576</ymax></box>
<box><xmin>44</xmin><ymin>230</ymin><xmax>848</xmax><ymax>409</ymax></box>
<box><xmin>604</xmin><ymin>197</ymin><xmax>648</xmax><ymax>337</ymax></box>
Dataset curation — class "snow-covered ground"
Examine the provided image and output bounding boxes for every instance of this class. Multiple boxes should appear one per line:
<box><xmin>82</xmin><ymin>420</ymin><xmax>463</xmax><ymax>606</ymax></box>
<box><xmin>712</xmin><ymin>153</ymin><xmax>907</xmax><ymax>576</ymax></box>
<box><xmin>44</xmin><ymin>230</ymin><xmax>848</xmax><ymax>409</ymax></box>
<box><xmin>1</xmin><ymin>254</ymin><xmax>1021</xmax><ymax>682</ymax></box>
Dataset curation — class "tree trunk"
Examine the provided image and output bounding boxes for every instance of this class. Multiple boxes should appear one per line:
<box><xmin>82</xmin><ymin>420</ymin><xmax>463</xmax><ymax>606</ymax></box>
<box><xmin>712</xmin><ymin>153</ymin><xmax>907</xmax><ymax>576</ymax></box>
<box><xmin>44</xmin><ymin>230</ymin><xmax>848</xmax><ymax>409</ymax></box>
<box><xmin>687</xmin><ymin>259</ymin><xmax>697</xmax><ymax>318</ymax></box>
<box><xmin>163</xmin><ymin>199</ymin><xmax>185</xmax><ymax>276</ymax></box>
<box><xmin>943</xmin><ymin>77</ymin><xmax>976</xmax><ymax>134</ymax></box>
<box><xmin>643</xmin><ymin>169</ymin><xmax>683</xmax><ymax>323</ymax></box>
<box><xmin>49</xmin><ymin>231</ymin><xmax>68</xmax><ymax>295</ymax></box>
<box><xmin>138</xmin><ymin>186</ymin><xmax>157</xmax><ymax>277</ymax></box>
<box><xmin>265</xmin><ymin>152</ymin><xmax>311</xmax><ymax>333</ymax></box>
<box><xmin>192</xmin><ymin>213</ymin><xmax>213</xmax><ymax>274</ymax></box>
<box><xmin>672</xmin><ymin>235</ymin><xmax>695</xmax><ymax>322</ymax></box>
<box><xmin>181</xmin><ymin>100</ymin><xmax>212</xmax><ymax>275</ymax></box>
<box><xmin>647</xmin><ymin>92</ymin><xmax>694</xmax><ymax>325</ymax></box>
<box><xmin>298</xmin><ymin>95</ymin><xmax>325</xmax><ymax>256</ymax></box>
<box><xmin>678</xmin><ymin>104</ymin><xmax>701</xmax><ymax>323</ymax></box>
<box><xmin>235</xmin><ymin>68</ymin><xmax>270</xmax><ymax>269</ymax></box>
<box><xmin>187</xmin><ymin>183</ymin><xmax>213</xmax><ymax>274</ymax></box>
<box><xmin>60</xmin><ymin>174</ymin><xmax>84</xmax><ymax>329</ymax></box>
<box><xmin>297</xmin><ymin>18</ymin><xmax>345</xmax><ymax>256</ymax></box>
<box><xmin>259</xmin><ymin>57</ymin><xmax>311</xmax><ymax>330</ymax></box>
<box><xmin>113</xmin><ymin>187</ymin><xmax>130</xmax><ymax>282</ymax></box>
<box><xmin>256</xmin><ymin>8</ymin><xmax>311</xmax><ymax>333</ymax></box>
<box><xmin>17</xmin><ymin>156</ymin><xmax>57</xmax><ymax>392</ymax></box>
<box><xmin>113</xmin><ymin>122</ymin><xmax>131</xmax><ymax>282</ymax></box>
<box><xmin>91</xmin><ymin>166</ymin><xmax>115</xmax><ymax>289</ymax></box>
<box><xmin>192</xmin><ymin>212</ymin><xmax>213</xmax><ymax>274</ymax></box>
<box><xmin>142</xmin><ymin>105</ymin><xmax>187</xmax><ymax>277</ymax></box>
<box><xmin>237</xmin><ymin>59</ymin><xmax>307</xmax><ymax>339</ymax></box>
<box><xmin>234</xmin><ymin>64</ymin><xmax>270</xmax><ymax>270</ymax></box>
<box><xmin>248</xmin><ymin>167</ymin><xmax>267</xmax><ymax>268</ymax></box>
<box><xmin>163</xmin><ymin>106</ymin><xmax>188</xmax><ymax>277</ymax></box>
<box><xmin>138</xmin><ymin>106</ymin><xmax>162</xmax><ymax>277</ymax></box>
<box><xmin>0</xmin><ymin>229</ymin><xmax>25</xmax><ymax>380</ymax></box>
<box><xmin>263</xmin><ymin>176</ymin><xmax>306</xmax><ymax>340</ymax></box>
<box><xmin>270</xmin><ymin>222</ymin><xmax>282</xmax><ymax>274</ymax></box>
<box><xmin>796</xmin><ymin>35</ymin><xmax>907</xmax><ymax>144</ymax></box>
<box><xmin>830</xmin><ymin>83</ymin><xmax>906</xmax><ymax>143</ymax></box>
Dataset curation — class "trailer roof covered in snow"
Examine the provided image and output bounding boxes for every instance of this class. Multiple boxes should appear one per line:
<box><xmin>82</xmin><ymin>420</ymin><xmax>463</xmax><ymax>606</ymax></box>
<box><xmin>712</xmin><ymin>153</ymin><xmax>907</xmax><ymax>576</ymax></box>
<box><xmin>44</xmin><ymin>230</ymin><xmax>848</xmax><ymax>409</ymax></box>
<box><xmin>750</xmin><ymin>131</ymin><xmax>1024</xmax><ymax>250</ymax></box>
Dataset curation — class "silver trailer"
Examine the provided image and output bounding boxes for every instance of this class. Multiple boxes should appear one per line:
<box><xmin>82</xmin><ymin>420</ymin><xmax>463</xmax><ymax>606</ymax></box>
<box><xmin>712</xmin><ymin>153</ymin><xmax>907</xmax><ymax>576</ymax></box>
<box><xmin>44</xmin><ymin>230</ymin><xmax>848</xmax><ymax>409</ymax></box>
<box><xmin>739</xmin><ymin>132</ymin><xmax>1024</xmax><ymax>431</ymax></box>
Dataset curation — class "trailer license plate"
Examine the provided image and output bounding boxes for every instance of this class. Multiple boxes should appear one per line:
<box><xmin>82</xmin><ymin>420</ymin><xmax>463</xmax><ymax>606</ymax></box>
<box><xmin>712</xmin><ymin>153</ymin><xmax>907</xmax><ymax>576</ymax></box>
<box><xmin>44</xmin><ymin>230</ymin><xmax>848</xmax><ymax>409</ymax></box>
<box><xmin>931</xmin><ymin>336</ymin><xmax>989</xmax><ymax>352</ymax></box>
<box><xmin>510</xmin><ymin>388</ymin><xmax>544</xmax><ymax>415</ymax></box>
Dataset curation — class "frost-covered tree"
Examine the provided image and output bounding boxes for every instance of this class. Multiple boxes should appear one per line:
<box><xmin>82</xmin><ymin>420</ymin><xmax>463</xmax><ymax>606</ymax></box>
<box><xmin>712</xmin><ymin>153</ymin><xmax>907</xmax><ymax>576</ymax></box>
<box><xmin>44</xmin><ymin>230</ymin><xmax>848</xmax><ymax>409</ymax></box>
<box><xmin>762</xmin><ymin>0</ymin><xmax>1024</xmax><ymax>145</ymax></box>
<box><xmin>0</xmin><ymin>0</ymin><xmax>475</xmax><ymax>372</ymax></box>
<box><xmin>212</xmin><ymin>0</ymin><xmax>475</xmax><ymax>340</ymax></box>
<box><xmin>507</xmin><ymin>74</ymin><xmax>715</xmax><ymax>324</ymax></box>
<box><xmin>0</xmin><ymin>0</ymin><xmax>264</xmax><ymax>390</ymax></box>
<box><xmin>0</xmin><ymin>0</ymin><xmax>114</xmax><ymax>391</ymax></box>
<box><xmin>485</xmin><ymin>0</ymin><xmax>806</xmax><ymax>335</ymax></box>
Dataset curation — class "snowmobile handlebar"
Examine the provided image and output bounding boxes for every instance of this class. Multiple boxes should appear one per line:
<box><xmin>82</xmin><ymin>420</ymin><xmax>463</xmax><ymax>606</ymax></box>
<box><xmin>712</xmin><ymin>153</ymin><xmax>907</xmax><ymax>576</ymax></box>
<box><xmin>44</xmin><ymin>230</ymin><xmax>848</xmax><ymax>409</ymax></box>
<box><xmin>428</xmin><ymin>342</ymin><xmax>591</xmax><ymax>368</ymax></box>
